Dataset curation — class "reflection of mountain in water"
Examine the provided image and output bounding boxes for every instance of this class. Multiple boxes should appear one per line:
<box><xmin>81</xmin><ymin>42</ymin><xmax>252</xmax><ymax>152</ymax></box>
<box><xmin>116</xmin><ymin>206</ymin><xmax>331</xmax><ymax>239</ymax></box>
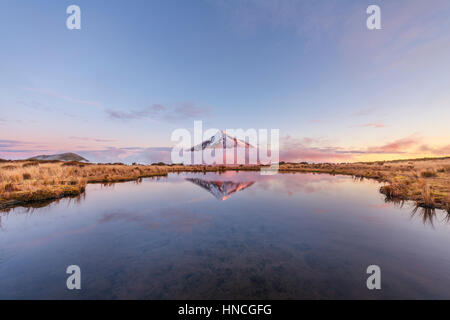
<box><xmin>186</xmin><ymin>178</ymin><xmax>255</xmax><ymax>201</ymax></box>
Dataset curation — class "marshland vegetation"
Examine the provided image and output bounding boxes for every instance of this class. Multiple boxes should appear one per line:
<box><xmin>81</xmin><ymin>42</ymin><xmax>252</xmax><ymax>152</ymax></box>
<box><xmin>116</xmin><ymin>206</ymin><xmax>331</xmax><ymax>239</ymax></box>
<box><xmin>0</xmin><ymin>157</ymin><xmax>449</xmax><ymax>212</ymax></box>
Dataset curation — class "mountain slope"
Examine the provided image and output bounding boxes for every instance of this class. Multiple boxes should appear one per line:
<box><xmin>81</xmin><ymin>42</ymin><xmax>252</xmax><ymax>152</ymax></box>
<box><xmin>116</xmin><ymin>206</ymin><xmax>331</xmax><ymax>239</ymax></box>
<box><xmin>27</xmin><ymin>152</ymin><xmax>89</xmax><ymax>162</ymax></box>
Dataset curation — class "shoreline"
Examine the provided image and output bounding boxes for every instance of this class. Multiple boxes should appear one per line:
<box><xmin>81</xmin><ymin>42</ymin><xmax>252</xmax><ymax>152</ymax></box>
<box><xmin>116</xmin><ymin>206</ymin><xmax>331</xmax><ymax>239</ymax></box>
<box><xmin>1</xmin><ymin>157</ymin><xmax>449</xmax><ymax>212</ymax></box>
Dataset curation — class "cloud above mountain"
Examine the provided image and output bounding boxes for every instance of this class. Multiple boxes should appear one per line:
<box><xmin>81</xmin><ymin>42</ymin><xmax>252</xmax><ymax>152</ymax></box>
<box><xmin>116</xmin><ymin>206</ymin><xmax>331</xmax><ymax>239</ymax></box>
<box><xmin>105</xmin><ymin>102</ymin><xmax>211</xmax><ymax>122</ymax></box>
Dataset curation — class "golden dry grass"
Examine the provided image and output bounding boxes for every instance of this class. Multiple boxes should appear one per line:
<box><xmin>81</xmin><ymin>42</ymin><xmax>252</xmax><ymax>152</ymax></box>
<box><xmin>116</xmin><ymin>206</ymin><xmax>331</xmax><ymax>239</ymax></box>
<box><xmin>0</xmin><ymin>157</ymin><xmax>449</xmax><ymax>211</ymax></box>
<box><xmin>278</xmin><ymin>157</ymin><xmax>450</xmax><ymax>211</ymax></box>
<box><xmin>0</xmin><ymin>161</ymin><xmax>168</xmax><ymax>208</ymax></box>
<box><xmin>0</xmin><ymin>161</ymin><xmax>261</xmax><ymax>209</ymax></box>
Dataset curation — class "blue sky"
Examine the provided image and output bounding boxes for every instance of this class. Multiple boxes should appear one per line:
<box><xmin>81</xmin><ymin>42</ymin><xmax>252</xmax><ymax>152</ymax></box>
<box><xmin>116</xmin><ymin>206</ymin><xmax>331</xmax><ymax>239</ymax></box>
<box><xmin>1</xmin><ymin>0</ymin><xmax>450</xmax><ymax>163</ymax></box>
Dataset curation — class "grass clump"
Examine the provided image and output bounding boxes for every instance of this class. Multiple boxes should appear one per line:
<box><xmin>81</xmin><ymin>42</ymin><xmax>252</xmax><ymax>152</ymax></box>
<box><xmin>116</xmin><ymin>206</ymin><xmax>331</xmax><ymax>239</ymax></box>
<box><xmin>22</xmin><ymin>173</ymin><xmax>32</xmax><ymax>180</ymax></box>
<box><xmin>420</xmin><ymin>170</ymin><xmax>437</xmax><ymax>178</ymax></box>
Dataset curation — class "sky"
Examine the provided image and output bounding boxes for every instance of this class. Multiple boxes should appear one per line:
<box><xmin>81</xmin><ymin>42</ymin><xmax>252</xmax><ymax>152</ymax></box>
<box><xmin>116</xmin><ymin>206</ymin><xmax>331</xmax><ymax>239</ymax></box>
<box><xmin>1</xmin><ymin>0</ymin><xmax>449</xmax><ymax>163</ymax></box>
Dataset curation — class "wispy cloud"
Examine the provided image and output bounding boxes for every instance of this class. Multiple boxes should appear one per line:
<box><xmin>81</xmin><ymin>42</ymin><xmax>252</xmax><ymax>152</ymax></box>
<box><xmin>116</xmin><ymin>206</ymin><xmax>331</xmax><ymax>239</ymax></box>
<box><xmin>0</xmin><ymin>139</ymin><xmax>33</xmax><ymax>149</ymax></box>
<box><xmin>165</xmin><ymin>102</ymin><xmax>212</xmax><ymax>120</ymax></box>
<box><xmin>280</xmin><ymin>147</ymin><xmax>353</xmax><ymax>163</ymax></box>
<box><xmin>105</xmin><ymin>104</ymin><xmax>165</xmax><ymax>120</ymax></box>
<box><xmin>280</xmin><ymin>136</ymin><xmax>355</xmax><ymax>162</ymax></box>
<box><xmin>106</xmin><ymin>102</ymin><xmax>211</xmax><ymax>122</ymax></box>
<box><xmin>24</xmin><ymin>87</ymin><xmax>211</xmax><ymax>123</ymax></box>
<box><xmin>25</xmin><ymin>87</ymin><xmax>104</xmax><ymax>109</ymax></box>
<box><xmin>17</xmin><ymin>100</ymin><xmax>52</xmax><ymax>112</ymax></box>
<box><xmin>218</xmin><ymin>0</ymin><xmax>450</xmax><ymax>80</ymax></box>
<box><xmin>418</xmin><ymin>144</ymin><xmax>450</xmax><ymax>156</ymax></box>
<box><xmin>367</xmin><ymin>136</ymin><xmax>421</xmax><ymax>154</ymax></box>
<box><xmin>352</xmin><ymin>108</ymin><xmax>377</xmax><ymax>117</ymax></box>
<box><xmin>278</xmin><ymin>133</ymin><xmax>428</xmax><ymax>162</ymax></box>
<box><xmin>212</xmin><ymin>0</ymin><xmax>344</xmax><ymax>42</ymax></box>
<box><xmin>0</xmin><ymin>139</ymin><xmax>53</xmax><ymax>159</ymax></box>
<box><xmin>352</xmin><ymin>123</ymin><xmax>386</xmax><ymax>128</ymax></box>
<box><xmin>0</xmin><ymin>149</ymin><xmax>50</xmax><ymax>153</ymax></box>
<box><xmin>339</xmin><ymin>0</ymin><xmax>450</xmax><ymax>79</ymax></box>
<box><xmin>69</xmin><ymin>136</ymin><xmax>116</xmax><ymax>143</ymax></box>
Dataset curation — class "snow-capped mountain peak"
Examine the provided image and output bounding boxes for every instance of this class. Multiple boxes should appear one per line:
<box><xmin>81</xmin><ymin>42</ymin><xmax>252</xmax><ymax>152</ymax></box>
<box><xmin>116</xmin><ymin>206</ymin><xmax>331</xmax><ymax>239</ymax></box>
<box><xmin>189</xmin><ymin>130</ymin><xmax>254</xmax><ymax>151</ymax></box>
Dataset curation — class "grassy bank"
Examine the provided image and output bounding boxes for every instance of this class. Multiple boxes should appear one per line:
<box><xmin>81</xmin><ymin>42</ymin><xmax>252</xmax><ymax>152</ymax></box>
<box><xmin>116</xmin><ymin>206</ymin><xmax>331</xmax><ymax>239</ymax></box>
<box><xmin>278</xmin><ymin>157</ymin><xmax>450</xmax><ymax>212</ymax></box>
<box><xmin>1</xmin><ymin>157</ymin><xmax>449</xmax><ymax>211</ymax></box>
<box><xmin>0</xmin><ymin>161</ymin><xmax>168</xmax><ymax>209</ymax></box>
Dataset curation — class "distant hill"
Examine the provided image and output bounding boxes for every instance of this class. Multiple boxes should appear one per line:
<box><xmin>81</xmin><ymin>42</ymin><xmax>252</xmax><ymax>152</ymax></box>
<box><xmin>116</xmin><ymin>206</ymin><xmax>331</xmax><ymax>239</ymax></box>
<box><xmin>27</xmin><ymin>152</ymin><xmax>89</xmax><ymax>162</ymax></box>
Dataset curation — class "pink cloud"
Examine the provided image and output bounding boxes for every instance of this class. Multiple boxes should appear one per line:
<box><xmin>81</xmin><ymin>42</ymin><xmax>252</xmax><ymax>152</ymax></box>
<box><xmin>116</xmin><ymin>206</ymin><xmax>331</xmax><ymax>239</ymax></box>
<box><xmin>278</xmin><ymin>134</ymin><xmax>429</xmax><ymax>163</ymax></box>
<box><xmin>418</xmin><ymin>144</ymin><xmax>450</xmax><ymax>156</ymax></box>
<box><xmin>367</xmin><ymin>136</ymin><xmax>421</xmax><ymax>153</ymax></box>
<box><xmin>354</xmin><ymin>123</ymin><xmax>386</xmax><ymax>128</ymax></box>
<box><xmin>69</xmin><ymin>136</ymin><xmax>116</xmax><ymax>143</ymax></box>
<box><xmin>280</xmin><ymin>148</ymin><xmax>353</xmax><ymax>162</ymax></box>
<box><xmin>280</xmin><ymin>136</ymin><xmax>355</xmax><ymax>162</ymax></box>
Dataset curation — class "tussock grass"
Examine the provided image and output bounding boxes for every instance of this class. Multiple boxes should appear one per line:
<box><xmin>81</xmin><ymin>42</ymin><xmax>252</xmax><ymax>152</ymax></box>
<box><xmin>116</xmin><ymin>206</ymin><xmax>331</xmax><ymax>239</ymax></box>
<box><xmin>380</xmin><ymin>184</ymin><xmax>405</xmax><ymax>200</ymax></box>
<box><xmin>420</xmin><ymin>170</ymin><xmax>437</xmax><ymax>178</ymax></box>
<box><xmin>420</xmin><ymin>183</ymin><xmax>435</xmax><ymax>208</ymax></box>
<box><xmin>0</xmin><ymin>161</ymin><xmax>169</xmax><ymax>208</ymax></box>
<box><xmin>277</xmin><ymin>157</ymin><xmax>450</xmax><ymax>211</ymax></box>
<box><xmin>0</xmin><ymin>161</ymin><xmax>263</xmax><ymax>208</ymax></box>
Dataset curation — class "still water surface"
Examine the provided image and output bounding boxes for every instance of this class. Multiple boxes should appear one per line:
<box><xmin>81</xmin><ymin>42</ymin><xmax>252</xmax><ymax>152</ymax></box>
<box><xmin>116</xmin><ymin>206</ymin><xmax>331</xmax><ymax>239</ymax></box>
<box><xmin>1</xmin><ymin>172</ymin><xmax>450</xmax><ymax>299</ymax></box>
